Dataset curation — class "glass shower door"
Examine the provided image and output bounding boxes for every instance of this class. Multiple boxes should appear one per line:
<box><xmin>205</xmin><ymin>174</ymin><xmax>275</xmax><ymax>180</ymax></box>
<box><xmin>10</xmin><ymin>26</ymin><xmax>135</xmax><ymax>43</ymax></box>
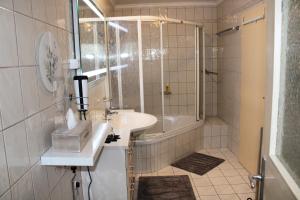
<box><xmin>162</xmin><ymin>22</ymin><xmax>198</xmax><ymax>127</ymax></box>
<box><xmin>142</xmin><ymin>21</ymin><xmax>164</xmax><ymax>133</ymax></box>
<box><xmin>108</xmin><ymin>21</ymin><xmax>141</xmax><ymax>111</ymax></box>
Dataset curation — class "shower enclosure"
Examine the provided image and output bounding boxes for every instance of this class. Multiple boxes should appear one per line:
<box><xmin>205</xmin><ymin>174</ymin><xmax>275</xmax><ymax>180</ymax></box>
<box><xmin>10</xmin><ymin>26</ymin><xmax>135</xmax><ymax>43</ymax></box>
<box><xmin>76</xmin><ymin>14</ymin><xmax>206</xmax><ymax>135</ymax></box>
<box><xmin>106</xmin><ymin>16</ymin><xmax>206</xmax><ymax>135</ymax></box>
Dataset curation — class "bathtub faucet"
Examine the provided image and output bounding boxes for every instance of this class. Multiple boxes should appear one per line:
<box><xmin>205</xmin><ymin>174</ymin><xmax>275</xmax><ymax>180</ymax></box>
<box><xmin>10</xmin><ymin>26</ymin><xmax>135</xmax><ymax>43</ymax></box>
<box><xmin>104</xmin><ymin>108</ymin><xmax>118</xmax><ymax>120</ymax></box>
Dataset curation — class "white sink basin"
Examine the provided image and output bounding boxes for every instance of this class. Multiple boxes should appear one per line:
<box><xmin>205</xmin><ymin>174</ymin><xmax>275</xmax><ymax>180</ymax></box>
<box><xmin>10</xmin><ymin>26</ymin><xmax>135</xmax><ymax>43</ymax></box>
<box><xmin>110</xmin><ymin>111</ymin><xmax>157</xmax><ymax>133</ymax></box>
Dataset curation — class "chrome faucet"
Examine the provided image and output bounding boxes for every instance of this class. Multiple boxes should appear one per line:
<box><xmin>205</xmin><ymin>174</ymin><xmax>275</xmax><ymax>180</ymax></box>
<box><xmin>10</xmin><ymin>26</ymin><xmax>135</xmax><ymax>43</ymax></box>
<box><xmin>104</xmin><ymin>108</ymin><xmax>118</xmax><ymax>120</ymax></box>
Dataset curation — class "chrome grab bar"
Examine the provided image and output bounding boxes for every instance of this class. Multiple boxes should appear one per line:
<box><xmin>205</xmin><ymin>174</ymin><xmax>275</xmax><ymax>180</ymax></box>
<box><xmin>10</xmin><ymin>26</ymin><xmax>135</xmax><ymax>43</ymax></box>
<box><xmin>201</xmin><ymin>69</ymin><xmax>218</xmax><ymax>75</ymax></box>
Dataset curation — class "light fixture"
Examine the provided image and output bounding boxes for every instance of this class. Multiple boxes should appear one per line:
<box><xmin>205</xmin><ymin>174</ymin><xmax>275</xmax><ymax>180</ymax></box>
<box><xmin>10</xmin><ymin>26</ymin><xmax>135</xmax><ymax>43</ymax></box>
<box><xmin>85</xmin><ymin>54</ymin><xmax>95</xmax><ymax>60</ymax></box>
<box><xmin>83</xmin><ymin>64</ymin><xmax>128</xmax><ymax>78</ymax></box>
<box><xmin>82</xmin><ymin>0</ymin><xmax>105</xmax><ymax>20</ymax></box>
<box><xmin>108</xmin><ymin>22</ymin><xmax>128</xmax><ymax>33</ymax></box>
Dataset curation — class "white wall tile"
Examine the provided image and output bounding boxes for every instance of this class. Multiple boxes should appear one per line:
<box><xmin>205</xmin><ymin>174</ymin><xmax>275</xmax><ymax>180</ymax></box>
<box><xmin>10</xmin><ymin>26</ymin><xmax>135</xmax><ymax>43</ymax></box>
<box><xmin>11</xmin><ymin>171</ymin><xmax>34</xmax><ymax>200</ymax></box>
<box><xmin>56</xmin><ymin>0</ymin><xmax>66</xmax><ymax>29</ymax></box>
<box><xmin>0</xmin><ymin>0</ymin><xmax>13</xmax><ymax>10</ymax></box>
<box><xmin>4</xmin><ymin>122</ymin><xmax>30</xmax><ymax>184</ymax></box>
<box><xmin>45</xmin><ymin>0</ymin><xmax>57</xmax><ymax>26</ymax></box>
<box><xmin>31</xmin><ymin>164</ymin><xmax>50</xmax><ymax>200</ymax></box>
<box><xmin>15</xmin><ymin>13</ymin><xmax>35</xmax><ymax>66</ymax></box>
<box><xmin>0</xmin><ymin>0</ymin><xmax>75</xmax><ymax>199</ymax></box>
<box><xmin>0</xmin><ymin>68</ymin><xmax>24</xmax><ymax>129</ymax></box>
<box><xmin>176</xmin><ymin>8</ymin><xmax>185</xmax><ymax>20</ymax></box>
<box><xmin>31</xmin><ymin>0</ymin><xmax>47</xmax><ymax>22</ymax></box>
<box><xmin>0</xmin><ymin>8</ymin><xmax>18</xmax><ymax>68</ymax></box>
<box><xmin>47</xmin><ymin>166</ymin><xmax>65</xmax><ymax>191</ymax></box>
<box><xmin>25</xmin><ymin>114</ymin><xmax>45</xmax><ymax>165</ymax></box>
<box><xmin>186</xmin><ymin>8</ymin><xmax>195</xmax><ymax>20</ymax></box>
<box><xmin>20</xmin><ymin>67</ymin><xmax>40</xmax><ymax>117</ymax></box>
<box><xmin>0</xmin><ymin>190</ymin><xmax>11</xmax><ymax>200</ymax></box>
<box><xmin>0</xmin><ymin>134</ymin><xmax>9</xmax><ymax>196</ymax></box>
<box><xmin>195</xmin><ymin>7</ymin><xmax>204</xmax><ymax>19</ymax></box>
<box><xmin>13</xmin><ymin>0</ymin><xmax>32</xmax><ymax>17</ymax></box>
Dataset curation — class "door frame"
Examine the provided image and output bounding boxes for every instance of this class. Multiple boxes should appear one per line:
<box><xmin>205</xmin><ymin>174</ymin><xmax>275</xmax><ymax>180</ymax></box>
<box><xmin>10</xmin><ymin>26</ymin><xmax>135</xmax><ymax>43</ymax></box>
<box><xmin>263</xmin><ymin>0</ymin><xmax>299</xmax><ymax>198</ymax></box>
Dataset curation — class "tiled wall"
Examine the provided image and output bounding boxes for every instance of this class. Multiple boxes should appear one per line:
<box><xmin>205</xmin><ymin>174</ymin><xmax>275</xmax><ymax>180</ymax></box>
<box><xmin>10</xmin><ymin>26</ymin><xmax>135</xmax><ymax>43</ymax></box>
<box><xmin>202</xmin><ymin>117</ymin><xmax>228</xmax><ymax>149</ymax></box>
<box><xmin>114</xmin><ymin>6</ymin><xmax>219</xmax><ymax>116</ymax></box>
<box><xmin>0</xmin><ymin>1</ymin><xmax>83</xmax><ymax>200</ymax></box>
<box><xmin>217</xmin><ymin>0</ymin><xmax>263</xmax><ymax>156</ymax></box>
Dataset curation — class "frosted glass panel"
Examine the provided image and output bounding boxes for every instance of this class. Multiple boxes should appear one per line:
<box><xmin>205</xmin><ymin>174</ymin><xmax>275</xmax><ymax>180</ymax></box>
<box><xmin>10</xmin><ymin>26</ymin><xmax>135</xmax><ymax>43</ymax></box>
<box><xmin>276</xmin><ymin>0</ymin><xmax>300</xmax><ymax>186</ymax></box>
<box><xmin>142</xmin><ymin>22</ymin><xmax>163</xmax><ymax>133</ymax></box>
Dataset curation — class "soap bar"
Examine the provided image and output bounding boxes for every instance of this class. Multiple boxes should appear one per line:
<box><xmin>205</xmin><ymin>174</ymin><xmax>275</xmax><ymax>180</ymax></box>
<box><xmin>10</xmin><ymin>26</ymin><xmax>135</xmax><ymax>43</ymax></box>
<box><xmin>52</xmin><ymin>120</ymin><xmax>92</xmax><ymax>153</ymax></box>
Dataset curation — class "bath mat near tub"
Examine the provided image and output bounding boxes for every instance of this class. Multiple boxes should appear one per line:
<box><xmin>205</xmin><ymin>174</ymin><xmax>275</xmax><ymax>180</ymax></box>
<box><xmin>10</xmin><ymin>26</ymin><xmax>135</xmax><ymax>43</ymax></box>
<box><xmin>137</xmin><ymin>175</ymin><xmax>196</xmax><ymax>200</ymax></box>
<box><xmin>171</xmin><ymin>153</ymin><xmax>225</xmax><ymax>175</ymax></box>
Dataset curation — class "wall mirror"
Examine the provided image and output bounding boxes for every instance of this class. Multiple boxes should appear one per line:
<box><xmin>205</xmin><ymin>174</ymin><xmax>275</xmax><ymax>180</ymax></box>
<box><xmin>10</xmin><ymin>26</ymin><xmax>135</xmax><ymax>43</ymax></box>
<box><xmin>75</xmin><ymin>0</ymin><xmax>106</xmax><ymax>83</ymax></box>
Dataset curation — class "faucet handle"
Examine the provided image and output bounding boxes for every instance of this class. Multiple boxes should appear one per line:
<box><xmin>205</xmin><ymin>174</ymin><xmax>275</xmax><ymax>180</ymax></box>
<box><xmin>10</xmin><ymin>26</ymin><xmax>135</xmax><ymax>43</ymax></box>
<box><xmin>103</xmin><ymin>97</ymin><xmax>112</xmax><ymax>102</ymax></box>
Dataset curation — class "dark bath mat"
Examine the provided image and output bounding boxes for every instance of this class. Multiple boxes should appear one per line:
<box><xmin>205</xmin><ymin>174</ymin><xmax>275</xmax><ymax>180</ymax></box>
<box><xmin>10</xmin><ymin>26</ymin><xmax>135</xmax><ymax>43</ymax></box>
<box><xmin>137</xmin><ymin>175</ymin><xmax>196</xmax><ymax>200</ymax></box>
<box><xmin>171</xmin><ymin>153</ymin><xmax>225</xmax><ymax>175</ymax></box>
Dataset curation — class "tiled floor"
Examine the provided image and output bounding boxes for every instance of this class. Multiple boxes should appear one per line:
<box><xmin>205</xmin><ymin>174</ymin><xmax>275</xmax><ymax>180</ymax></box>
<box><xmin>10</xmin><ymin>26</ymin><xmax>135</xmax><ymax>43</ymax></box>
<box><xmin>137</xmin><ymin>148</ymin><xmax>256</xmax><ymax>200</ymax></box>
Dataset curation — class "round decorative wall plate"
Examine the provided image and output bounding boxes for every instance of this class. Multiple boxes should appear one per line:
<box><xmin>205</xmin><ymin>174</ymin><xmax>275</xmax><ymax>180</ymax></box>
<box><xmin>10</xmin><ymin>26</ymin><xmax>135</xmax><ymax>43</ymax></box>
<box><xmin>38</xmin><ymin>32</ymin><xmax>61</xmax><ymax>92</ymax></box>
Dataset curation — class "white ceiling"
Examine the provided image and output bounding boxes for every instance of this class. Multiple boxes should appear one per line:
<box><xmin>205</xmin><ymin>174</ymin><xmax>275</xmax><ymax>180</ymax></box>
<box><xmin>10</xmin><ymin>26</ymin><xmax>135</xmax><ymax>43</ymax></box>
<box><xmin>113</xmin><ymin>0</ymin><xmax>218</xmax><ymax>6</ymax></box>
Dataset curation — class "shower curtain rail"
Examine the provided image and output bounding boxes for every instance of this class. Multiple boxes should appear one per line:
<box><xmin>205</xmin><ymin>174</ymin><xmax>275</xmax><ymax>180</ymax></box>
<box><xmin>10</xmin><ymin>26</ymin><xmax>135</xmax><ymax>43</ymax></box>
<box><xmin>216</xmin><ymin>14</ymin><xmax>265</xmax><ymax>36</ymax></box>
<box><xmin>82</xmin><ymin>15</ymin><xmax>203</xmax><ymax>27</ymax></box>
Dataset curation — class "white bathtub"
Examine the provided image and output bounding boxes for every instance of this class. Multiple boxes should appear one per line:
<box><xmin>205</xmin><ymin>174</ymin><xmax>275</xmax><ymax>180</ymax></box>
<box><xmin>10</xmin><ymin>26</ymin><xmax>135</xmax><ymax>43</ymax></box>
<box><xmin>134</xmin><ymin>115</ymin><xmax>204</xmax><ymax>173</ymax></box>
<box><xmin>136</xmin><ymin>115</ymin><xmax>203</xmax><ymax>144</ymax></box>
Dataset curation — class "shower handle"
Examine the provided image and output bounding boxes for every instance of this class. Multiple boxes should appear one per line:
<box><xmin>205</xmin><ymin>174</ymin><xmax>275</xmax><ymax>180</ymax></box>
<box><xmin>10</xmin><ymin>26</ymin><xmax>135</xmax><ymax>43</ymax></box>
<box><xmin>201</xmin><ymin>69</ymin><xmax>218</xmax><ymax>75</ymax></box>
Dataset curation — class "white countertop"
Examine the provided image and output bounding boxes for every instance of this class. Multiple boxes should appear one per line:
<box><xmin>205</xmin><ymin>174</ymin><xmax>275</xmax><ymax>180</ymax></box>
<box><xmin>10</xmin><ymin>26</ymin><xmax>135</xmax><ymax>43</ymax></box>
<box><xmin>41</xmin><ymin>122</ymin><xmax>110</xmax><ymax>166</ymax></box>
<box><xmin>40</xmin><ymin>110</ymin><xmax>157</xmax><ymax>166</ymax></box>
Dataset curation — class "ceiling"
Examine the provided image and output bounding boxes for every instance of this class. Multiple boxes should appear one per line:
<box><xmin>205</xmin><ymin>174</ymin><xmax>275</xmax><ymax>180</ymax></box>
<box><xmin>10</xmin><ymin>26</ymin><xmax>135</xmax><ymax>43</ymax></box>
<box><xmin>113</xmin><ymin>0</ymin><xmax>219</xmax><ymax>6</ymax></box>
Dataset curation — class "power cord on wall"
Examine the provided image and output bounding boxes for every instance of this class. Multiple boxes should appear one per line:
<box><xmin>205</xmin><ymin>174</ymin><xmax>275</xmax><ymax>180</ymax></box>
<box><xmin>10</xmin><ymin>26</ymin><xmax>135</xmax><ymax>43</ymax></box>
<box><xmin>87</xmin><ymin>166</ymin><xmax>93</xmax><ymax>200</ymax></box>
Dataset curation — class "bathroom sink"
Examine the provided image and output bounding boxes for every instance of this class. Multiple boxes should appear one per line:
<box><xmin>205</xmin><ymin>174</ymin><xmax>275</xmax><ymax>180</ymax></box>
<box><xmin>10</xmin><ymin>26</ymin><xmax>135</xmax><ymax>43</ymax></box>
<box><xmin>110</xmin><ymin>111</ymin><xmax>157</xmax><ymax>135</ymax></box>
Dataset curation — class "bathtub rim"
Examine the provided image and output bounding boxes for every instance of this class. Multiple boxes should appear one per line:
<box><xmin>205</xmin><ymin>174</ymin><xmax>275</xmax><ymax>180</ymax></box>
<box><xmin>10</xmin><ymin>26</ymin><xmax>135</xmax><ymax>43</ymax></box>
<box><xmin>134</xmin><ymin>120</ymin><xmax>203</xmax><ymax>145</ymax></box>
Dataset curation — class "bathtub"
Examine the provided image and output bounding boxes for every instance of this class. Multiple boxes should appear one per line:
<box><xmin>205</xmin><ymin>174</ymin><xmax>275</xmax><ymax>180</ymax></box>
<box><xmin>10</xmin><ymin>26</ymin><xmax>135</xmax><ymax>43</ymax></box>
<box><xmin>136</xmin><ymin>115</ymin><xmax>203</xmax><ymax>143</ymax></box>
<box><xmin>133</xmin><ymin>115</ymin><xmax>204</xmax><ymax>173</ymax></box>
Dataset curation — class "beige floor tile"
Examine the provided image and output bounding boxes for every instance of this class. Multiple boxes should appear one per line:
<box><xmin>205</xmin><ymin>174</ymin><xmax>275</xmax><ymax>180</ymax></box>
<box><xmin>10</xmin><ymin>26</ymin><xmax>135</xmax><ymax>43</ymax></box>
<box><xmin>237</xmin><ymin>192</ymin><xmax>256</xmax><ymax>200</ymax></box>
<box><xmin>214</xmin><ymin>185</ymin><xmax>235</xmax><ymax>195</ymax></box>
<box><xmin>158</xmin><ymin>166</ymin><xmax>173</xmax><ymax>173</ymax></box>
<box><xmin>237</xmin><ymin>169</ymin><xmax>249</xmax><ymax>176</ymax></box>
<box><xmin>191</xmin><ymin>172</ymin><xmax>205</xmax><ymax>179</ymax></box>
<box><xmin>242</xmin><ymin>175</ymin><xmax>251</xmax><ymax>184</ymax></box>
<box><xmin>192</xmin><ymin>186</ymin><xmax>200</xmax><ymax>198</ymax></box>
<box><xmin>199</xmin><ymin>195</ymin><xmax>220</xmax><ymax>200</ymax></box>
<box><xmin>232</xmin><ymin>184</ymin><xmax>253</xmax><ymax>194</ymax></box>
<box><xmin>137</xmin><ymin>149</ymin><xmax>256</xmax><ymax>200</ymax></box>
<box><xmin>219</xmin><ymin>194</ymin><xmax>240</xmax><ymax>200</ymax></box>
<box><xmin>218</xmin><ymin>162</ymin><xmax>234</xmax><ymax>170</ymax></box>
<box><xmin>210</xmin><ymin>153</ymin><xmax>226</xmax><ymax>159</ymax></box>
<box><xmin>193</xmin><ymin>177</ymin><xmax>212</xmax><ymax>187</ymax></box>
<box><xmin>197</xmin><ymin>186</ymin><xmax>217</xmax><ymax>196</ymax></box>
<box><xmin>226</xmin><ymin>176</ymin><xmax>245</xmax><ymax>185</ymax></box>
<box><xmin>140</xmin><ymin>172</ymin><xmax>157</xmax><ymax>176</ymax></box>
<box><xmin>197</xmin><ymin>149</ymin><xmax>208</xmax><ymax>154</ymax></box>
<box><xmin>207</xmin><ymin>149</ymin><xmax>222</xmax><ymax>154</ymax></box>
<box><xmin>207</xmin><ymin>169</ymin><xmax>224</xmax><ymax>178</ymax></box>
<box><xmin>230</xmin><ymin>161</ymin><xmax>244</xmax><ymax>169</ymax></box>
<box><xmin>172</xmin><ymin>167</ymin><xmax>190</xmax><ymax>174</ymax></box>
<box><xmin>157</xmin><ymin>172</ymin><xmax>174</xmax><ymax>176</ymax></box>
<box><xmin>209</xmin><ymin>177</ymin><xmax>229</xmax><ymax>186</ymax></box>
<box><xmin>157</xmin><ymin>166</ymin><xmax>174</xmax><ymax>176</ymax></box>
<box><xmin>221</xmin><ymin>169</ymin><xmax>240</xmax><ymax>177</ymax></box>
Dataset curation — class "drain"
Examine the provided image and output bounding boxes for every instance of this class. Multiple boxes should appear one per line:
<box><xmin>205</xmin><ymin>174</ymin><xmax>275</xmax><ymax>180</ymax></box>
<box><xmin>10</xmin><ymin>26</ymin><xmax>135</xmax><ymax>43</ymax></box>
<box><xmin>247</xmin><ymin>198</ymin><xmax>253</xmax><ymax>200</ymax></box>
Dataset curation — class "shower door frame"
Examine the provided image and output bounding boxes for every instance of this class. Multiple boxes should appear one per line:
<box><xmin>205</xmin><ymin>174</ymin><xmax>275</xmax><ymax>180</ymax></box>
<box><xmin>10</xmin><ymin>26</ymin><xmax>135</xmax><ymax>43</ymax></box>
<box><xmin>73</xmin><ymin>12</ymin><xmax>207</xmax><ymax>124</ymax></box>
<box><xmin>105</xmin><ymin>16</ymin><xmax>206</xmax><ymax>131</ymax></box>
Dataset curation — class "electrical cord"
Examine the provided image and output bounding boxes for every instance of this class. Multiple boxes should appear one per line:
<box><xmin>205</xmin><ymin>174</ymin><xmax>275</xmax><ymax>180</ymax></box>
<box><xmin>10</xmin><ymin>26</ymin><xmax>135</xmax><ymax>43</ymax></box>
<box><xmin>71</xmin><ymin>172</ymin><xmax>76</xmax><ymax>200</ymax></box>
<box><xmin>71</xmin><ymin>167</ymin><xmax>77</xmax><ymax>200</ymax></box>
<box><xmin>87</xmin><ymin>166</ymin><xmax>93</xmax><ymax>200</ymax></box>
